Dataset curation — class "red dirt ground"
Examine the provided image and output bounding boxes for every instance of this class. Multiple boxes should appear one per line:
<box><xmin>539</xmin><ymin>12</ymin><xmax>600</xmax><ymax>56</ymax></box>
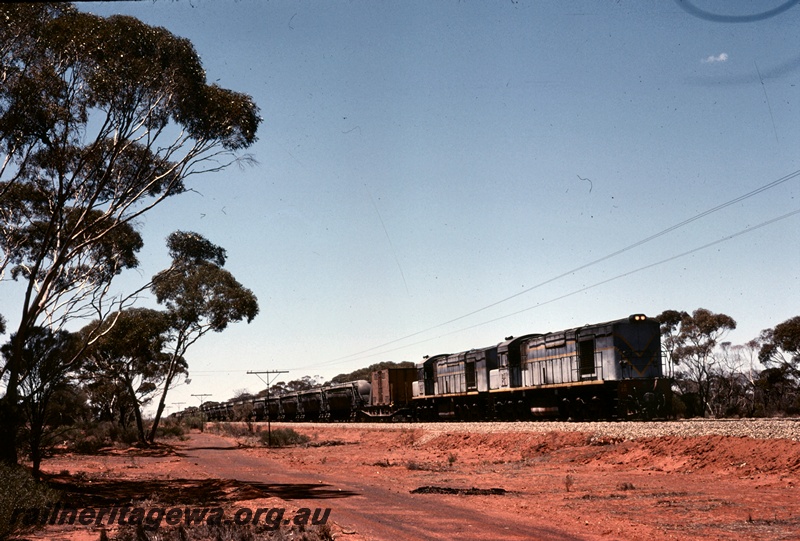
<box><xmin>22</xmin><ymin>424</ymin><xmax>800</xmax><ymax>540</ymax></box>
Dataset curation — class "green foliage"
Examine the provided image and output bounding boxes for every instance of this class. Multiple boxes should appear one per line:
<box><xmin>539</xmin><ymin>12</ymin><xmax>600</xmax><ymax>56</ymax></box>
<box><xmin>115</xmin><ymin>425</ymin><xmax>145</xmax><ymax>446</ymax></box>
<box><xmin>180</xmin><ymin>414</ymin><xmax>204</xmax><ymax>431</ymax></box>
<box><xmin>754</xmin><ymin>366</ymin><xmax>800</xmax><ymax>416</ymax></box>
<box><xmin>146</xmin><ymin>232</ymin><xmax>258</xmax><ymax>444</ymax></box>
<box><xmin>64</xmin><ymin>420</ymin><xmax>147</xmax><ymax>454</ymax></box>
<box><xmin>260</xmin><ymin>428</ymin><xmax>310</xmax><ymax>447</ymax></box>
<box><xmin>759</xmin><ymin>316</ymin><xmax>800</xmax><ymax>369</ymax></box>
<box><xmin>261</xmin><ymin>376</ymin><xmax>321</xmax><ymax>396</ymax></box>
<box><xmin>165</xmin><ymin>231</ymin><xmax>227</xmax><ymax>267</ymax></box>
<box><xmin>69</xmin><ymin>432</ymin><xmax>107</xmax><ymax>455</ymax></box>
<box><xmin>657</xmin><ymin>308</ymin><xmax>736</xmax><ymax>417</ymax></box>
<box><xmin>330</xmin><ymin>361</ymin><xmax>414</xmax><ymax>384</ymax></box>
<box><xmin>673</xmin><ymin>308</ymin><xmax>737</xmax><ymax>365</ymax></box>
<box><xmin>660</xmin><ymin>310</ymin><xmax>800</xmax><ymax>418</ymax></box>
<box><xmin>151</xmin><ymin>232</ymin><xmax>259</xmax><ymax>334</ymax></box>
<box><xmin>15</xmin><ymin>384</ymin><xmax>90</xmax><ymax>474</ymax></box>
<box><xmin>231</xmin><ymin>401</ymin><xmax>255</xmax><ymax>423</ymax></box>
<box><xmin>0</xmin><ymin>3</ymin><xmax>259</xmax><ymax>464</ymax></box>
<box><xmin>0</xmin><ymin>463</ymin><xmax>59</xmax><ymax>539</ymax></box>
<box><xmin>0</xmin><ymin>327</ymin><xmax>83</xmax><ymax>477</ymax></box>
<box><xmin>78</xmin><ymin>308</ymin><xmax>179</xmax><ymax>444</ymax></box>
<box><xmin>214</xmin><ymin>423</ymin><xmax>251</xmax><ymax>439</ymax></box>
<box><xmin>0</xmin><ymin>6</ymin><xmax>259</xmax><ymax>153</ymax></box>
<box><xmin>155</xmin><ymin>419</ymin><xmax>186</xmax><ymax>440</ymax></box>
<box><xmin>657</xmin><ymin>309</ymin><xmax>688</xmax><ymax>376</ymax></box>
<box><xmin>81</xmin><ymin>378</ymin><xmax>141</xmax><ymax>434</ymax></box>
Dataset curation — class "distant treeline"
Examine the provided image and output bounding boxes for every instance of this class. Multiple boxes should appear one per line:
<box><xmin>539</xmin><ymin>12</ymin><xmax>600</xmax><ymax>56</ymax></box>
<box><xmin>329</xmin><ymin>361</ymin><xmax>415</xmax><ymax>384</ymax></box>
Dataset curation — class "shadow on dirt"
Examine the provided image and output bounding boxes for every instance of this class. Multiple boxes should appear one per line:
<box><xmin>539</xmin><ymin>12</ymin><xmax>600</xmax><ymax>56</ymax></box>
<box><xmin>180</xmin><ymin>445</ymin><xmax>239</xmax><ymax>451</ymax></box>
<box><xmin>410</xmin><ymin>486</ymin><xmax>507</xmax><ymax>495</ymax></box>
<box><xmin>237</xmin><ymin>481</ymin><xmax>359</xmax><ymax>500</ymax></box>
<box><xmin>44</xmin><ymin>475</ymin><xmax>359</xmax><ymax>507</ymax></box>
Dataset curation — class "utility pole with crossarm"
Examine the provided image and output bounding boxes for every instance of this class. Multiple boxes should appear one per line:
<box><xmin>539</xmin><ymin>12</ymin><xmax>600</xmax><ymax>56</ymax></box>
<box><xmin>191</xmin><ymin>394</ymin><xmax>212</xmax><ymax>432</ymax></box>
<box><xmin>247</xmin><ymin>370</ymin><xmax>288</xmax><ymax>446</ymax></box>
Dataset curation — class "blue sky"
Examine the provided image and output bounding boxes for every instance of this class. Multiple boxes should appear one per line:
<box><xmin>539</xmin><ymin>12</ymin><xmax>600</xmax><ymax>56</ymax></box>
<box><xmin>12</xmin><ymin>1</ymin><xmax>800</xmax><ymax>408</ymax></box>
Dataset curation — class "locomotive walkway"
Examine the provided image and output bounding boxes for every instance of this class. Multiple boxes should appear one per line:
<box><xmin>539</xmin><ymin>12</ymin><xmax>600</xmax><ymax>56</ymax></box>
<box><xmin>176</xmin><ymin>432</ymin><xmax>584</xmax><ymax>541</ymax></box>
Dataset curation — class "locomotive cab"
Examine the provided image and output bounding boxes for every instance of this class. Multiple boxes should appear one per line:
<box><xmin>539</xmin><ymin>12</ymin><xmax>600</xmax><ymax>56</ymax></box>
<box><xmin>412</xmin><ymin>354</ymin><xmax>447</xmax><ymax>398</ymax></box>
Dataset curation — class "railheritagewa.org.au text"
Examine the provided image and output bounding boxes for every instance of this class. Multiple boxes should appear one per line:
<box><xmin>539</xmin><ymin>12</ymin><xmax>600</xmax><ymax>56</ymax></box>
<box><xmin>11</xmin><ymin>504</ymin><xmax>331</xmax><ymax>531</ymax></box>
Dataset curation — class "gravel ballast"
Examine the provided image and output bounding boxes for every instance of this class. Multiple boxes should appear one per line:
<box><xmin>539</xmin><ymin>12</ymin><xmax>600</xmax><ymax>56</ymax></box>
<box><xmin>276</xmin><ymin>418</ymin><xmax>800</xmax><ymax>440</ymax></box>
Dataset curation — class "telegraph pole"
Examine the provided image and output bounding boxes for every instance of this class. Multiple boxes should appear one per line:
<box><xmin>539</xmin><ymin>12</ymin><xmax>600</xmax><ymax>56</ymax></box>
<box><xmin>191</xmin><ymin>394</ymin><xmax>211</xmax><ymax>432</ymax></box>
<box><xmin>171</xmin><ymin>402</ymin><xmax>185</xmax><ymax>419</ymax></box>
<box><xmin>247</xmin><ymin>370</ymin><xmax>288</xmax><ymax>446</ymax></box>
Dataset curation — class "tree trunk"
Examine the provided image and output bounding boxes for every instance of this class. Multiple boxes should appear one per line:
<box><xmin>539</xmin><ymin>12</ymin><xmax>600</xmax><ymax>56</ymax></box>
<box><xmin>0</xmin><ymin>332</ymin><xmax>26</xmax><ymax>465</ymax></box>
<box><xmin>30</xmin><ymin>425</ymin><xmax>43</xmax><ymax>481</ymax></box>
<box><xmin>125</xmin><ymin>381</ymin><xmax>147</xmax><ymax>445</ymax></box>
<box><xmin>146</xmin><ymin>359</ymin><xmax>178</xmax><ymax>444</ymax></box>
<box><xmin>0</xmin><ymin>398</ymin><xmax>19</xmax><ymax>465</ymax></box>
<box><xmin>147</xmin><ymin>391</ymin><xmax>168</xmax><ymax>444</ymax></box>
<box><xmin>147</xmin><ymin>331</ymin><xmax>188</xmax><ymax>444</ymax></box>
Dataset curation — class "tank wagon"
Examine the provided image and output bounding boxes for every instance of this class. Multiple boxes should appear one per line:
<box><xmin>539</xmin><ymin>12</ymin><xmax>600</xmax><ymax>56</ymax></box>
<box><xmin>197</xmin><ymin>314</ymin><xmax>671</xmax><ymax>423</ymax></box>
<box><xmin>322</xmin><ymin>380</ymin><xmax>372</xmax><ymax>420</ymax></box>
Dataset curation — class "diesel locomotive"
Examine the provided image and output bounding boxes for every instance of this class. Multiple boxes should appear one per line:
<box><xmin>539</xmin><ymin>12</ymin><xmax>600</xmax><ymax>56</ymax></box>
<box><xmin>198</xmin><ymin>314</ymin><xmax>671</xmax><ymax>423</ymax></box>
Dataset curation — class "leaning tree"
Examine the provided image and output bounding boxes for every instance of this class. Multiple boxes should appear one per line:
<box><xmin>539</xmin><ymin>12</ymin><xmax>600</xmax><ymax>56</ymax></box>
<box><xmin>0</xmin><ymin>4</ymin><xmax>260</xmax><ymax>464</ymax></box>
<box><xmin>147</xmin><ymin>231</ymin><xmax>258</xmax><ymax>443</ymax></box>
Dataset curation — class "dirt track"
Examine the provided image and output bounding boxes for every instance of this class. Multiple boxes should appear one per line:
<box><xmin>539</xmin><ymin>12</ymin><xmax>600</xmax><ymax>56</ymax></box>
<box><xmin>179</xmin><ymin>432</ymin><xmax>574</xmax><ymax>540</ymax></box>
<box><xmin>31</xmin><ymin>423</ymin><xmax>800</xmax><ymax>540</ymax></box>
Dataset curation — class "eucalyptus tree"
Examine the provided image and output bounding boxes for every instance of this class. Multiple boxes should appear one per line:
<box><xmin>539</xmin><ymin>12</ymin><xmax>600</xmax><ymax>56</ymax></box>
<box><xmin>79</xmin><ymin>308</ymin><xmax>181</xmax><ymax>444</ymax></box>
<box><xmin>668</xmin><ymin>308</ymin><xmax>737</xmax><ymax>417</ymax></box>
<box><xmin>656</xmin><ymin>309</ymin><xmax>688</xmax><ymax>378</ymax></box>
<box><xmin>81</xmin><ymin>377</ymin><xmax>138</xmax><ymax>428</ymax></box>
<box><xmin>147</xmin><ymin>231</ymin><xmax>258</xmax><ymax>443</ymax></box>
<box><xmin>758</xmin><ymin>316</ymin><xmax>800</xmax><ymax>371</ymax></box>
<box><xmin>0</xmin><ymin>327</ymin><xmax>81</xmax><ymax>479</ymax></box>
<box><xmin>755</xmin><ymin>316</ymin><xmax>800</xmax><ymax>415</ymax></box>
<box><xmin>0</xmin><ymin>5</ymin><xmax>260</xmax><ymax>462</ymax></box>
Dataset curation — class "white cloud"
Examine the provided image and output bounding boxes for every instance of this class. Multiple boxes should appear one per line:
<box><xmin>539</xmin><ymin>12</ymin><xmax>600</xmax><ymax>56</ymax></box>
<box><xmin>702</xmin><ymin>53</ymin><xmax>729</xmax><ymax>63</ymax></box>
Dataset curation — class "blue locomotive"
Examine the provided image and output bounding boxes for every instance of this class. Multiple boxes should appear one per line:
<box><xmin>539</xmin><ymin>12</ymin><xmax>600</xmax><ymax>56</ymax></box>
<box><xmin>413</xmin><ymin>314</ymin><xmax>670</xmax><ymax>421</ymax></box>
<box><xmin>197</xmin><ymin>314</ymin><xmax>670</xmax><ymax>422</ymax></box>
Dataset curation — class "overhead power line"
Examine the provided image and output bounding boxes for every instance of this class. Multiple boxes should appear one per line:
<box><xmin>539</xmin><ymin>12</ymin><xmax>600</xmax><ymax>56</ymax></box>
<box><xmin>300</xmin><ymin>168</ymin><xmax>800</xmax><ymax>370</ymax></box>
<box><xmin>299</xmin><ymin>207</ymin><xmax>800</xmax><ymax>369</ymax></box>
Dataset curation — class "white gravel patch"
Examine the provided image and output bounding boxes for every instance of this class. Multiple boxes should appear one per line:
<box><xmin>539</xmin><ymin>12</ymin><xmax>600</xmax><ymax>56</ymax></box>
<box><xmin>275</xmin><ymin>418</ymin><xmax>800</xmax><ymax>441</ymax></box>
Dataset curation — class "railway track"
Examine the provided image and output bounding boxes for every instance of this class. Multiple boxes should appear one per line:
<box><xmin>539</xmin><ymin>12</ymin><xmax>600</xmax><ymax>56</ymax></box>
<box><xmin>259</xmin><ymin>418</ymin><xmax>800</xmax><ymax>440</ymax></box>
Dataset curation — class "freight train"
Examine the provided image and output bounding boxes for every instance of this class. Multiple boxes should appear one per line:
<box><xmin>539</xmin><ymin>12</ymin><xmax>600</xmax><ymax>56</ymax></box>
<box><xmin>197</xmin><ymin>314</ymin><xmax>671</xmax><ymax>423</ymax></box>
